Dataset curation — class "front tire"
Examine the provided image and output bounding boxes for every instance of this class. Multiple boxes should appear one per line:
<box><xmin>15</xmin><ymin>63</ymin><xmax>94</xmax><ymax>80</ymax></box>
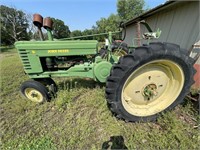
<box><xmin>106</xmin><ymin>42</ymin><xmax>195</xmax><ymax>122</ymax></box>
<box><xmin>34</xmin><ymin>78</ymin><xmax>58</xmax><ymax>92</ymax></box>
<box><xmin>20</xmin><ymin>80</ymin><xmax>50</xmax><ymax>103</ymax></box>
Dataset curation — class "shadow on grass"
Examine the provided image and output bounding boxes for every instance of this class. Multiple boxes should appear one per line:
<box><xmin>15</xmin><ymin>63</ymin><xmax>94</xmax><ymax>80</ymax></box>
<box><xmin>184</xmin><ymin>92</ymin><xmax>200</xmax><ymax>115</ymax></box>
<box><xmin>56</xmin><ymin>78</ymin><xmax>105</xmax><ymax>91</ymax></box>
<box><xmin>102</xmin><ymin>135</ymin><xmax>128</xmax><ymax>150</ymax></box>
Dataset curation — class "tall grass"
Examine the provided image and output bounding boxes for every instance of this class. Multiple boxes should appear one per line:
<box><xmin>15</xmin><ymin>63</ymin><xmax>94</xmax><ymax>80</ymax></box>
<box><xmin>0</xmin><ymin>49</ymin><xmax>199</xmax><ymax>149</ymax></box>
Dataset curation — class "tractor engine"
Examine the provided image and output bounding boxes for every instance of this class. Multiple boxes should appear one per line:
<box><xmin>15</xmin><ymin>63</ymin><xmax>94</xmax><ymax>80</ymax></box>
<box><xmin>42</xmin><ymin>56</ymin><xmax>88</xmax><ymax>71</ymax></box>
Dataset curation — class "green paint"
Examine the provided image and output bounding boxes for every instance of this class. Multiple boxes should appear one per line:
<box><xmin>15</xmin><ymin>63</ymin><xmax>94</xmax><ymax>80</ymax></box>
<box><xmin>15</xmin><ymin>39</ymin><xmax>113</xmax><ymax>82</ymax></box>
<box><xmin>94</xmin><ymin>60</ymin><xmax>112</xmax><ymax>82</ymax></box>
<box><xmin>46</xmin><ymin>28</ymin><xmax>53</xmax><ymax>41</ymax></box>
<box><xmin>15</xmin><ymin>25</ymin><xmax>160</xmax><ymax>83</ymax></box>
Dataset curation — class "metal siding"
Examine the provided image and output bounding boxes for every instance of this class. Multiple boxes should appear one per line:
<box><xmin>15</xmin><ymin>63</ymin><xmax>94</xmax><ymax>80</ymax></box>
<box><xmin>153</xmin><ymin>9</ymin><xmax>175</xmax><ymax>42</ymax></box>
<box><xmin>125</xmin><ymin>25</ymin><xmax>137</xmax><ymax>47</ymax></box>
<box><xmin>166</xmin><ymin>2</ymin><xmax>199</xmax><ymax>50</ymax></box>
<box><xmin>164</xmin><ymin>3</ymin><xmax>187</xmax><ymax>45</ymax></box>
<box><xmin>124</xmin><ymin>1</ymin><xmax>199</xmax><ymax>50</ymax></box>
<box><xmin>184</xmin><ymin>10</ymin><xmax>199</xmax><ymax>50</ymax></box>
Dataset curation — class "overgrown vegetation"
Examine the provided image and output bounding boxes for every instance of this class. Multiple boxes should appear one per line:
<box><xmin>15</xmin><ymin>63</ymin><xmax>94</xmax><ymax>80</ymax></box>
<box><xmin>0</xmin><ymin>48</ymin><xmax>199</xmax><ymax>149</ymax></box>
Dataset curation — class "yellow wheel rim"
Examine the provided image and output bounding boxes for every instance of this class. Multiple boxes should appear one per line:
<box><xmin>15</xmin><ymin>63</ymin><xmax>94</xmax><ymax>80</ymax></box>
<box><xmin>122</xmin><ymin>60</ymin><xmax>185</xmax><ymax>117</ymax></box>
<box><xmin>24</xmin><ymin>88</ymin><xmax>43</xmax><ymax>103</ymax></box>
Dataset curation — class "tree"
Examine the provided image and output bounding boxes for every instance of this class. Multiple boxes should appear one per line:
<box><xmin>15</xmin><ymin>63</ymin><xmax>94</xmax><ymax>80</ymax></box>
<box><xmin>51</xmin><ymin>18</ymin><xmax>70</xmax><ymax>39</ymax></box>
<box><xmin>84</xmin><ymin>0</ymin><xmax>145</xmax><ymax>41</ymax></box>
<box><xmin>95</xmin><ymin>14</ymin><xmax>120</xmax><ymax>41</ymax></box>
<box><xmin>70</xmin><ymin>30</ymin><xmax>82</xmax><ymax>38</ymax></box>
<box><xmin>96</xmin><ymin>14</ymin><xmax>120</xmax><ymax>33</ymax></box>
<box><xmin>0</xmin><ymin>5</ymin><xmax>30</xmax><ymax>45</ymax></box>
<box><xmin>26</xmin><ymin>13</ymin><xmax>39</xmax><ymax>40</ymax></box>
<box><xmin>117</xmin><ymin>0</ymin><xmax>145</xmax><ymax>21</ymax></box>
<box><xmin>82</xmin><ymin>29</ymin><xmax>95</xmax><ymax>40</ymax></box>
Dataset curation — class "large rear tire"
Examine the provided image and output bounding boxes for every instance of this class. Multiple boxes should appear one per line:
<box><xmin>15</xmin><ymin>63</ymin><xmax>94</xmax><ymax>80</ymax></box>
<box><xmin>106</xmin><ymin>42</ymin><xmax>195</xmax><ymax>122</ymax></box>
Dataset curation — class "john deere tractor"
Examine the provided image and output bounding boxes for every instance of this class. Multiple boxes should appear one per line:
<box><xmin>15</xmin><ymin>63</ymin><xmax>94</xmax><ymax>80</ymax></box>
<box><xmin>15</xmin><ymin>14</ymin><xmax>195</xmax><ymax>122</ymax></box>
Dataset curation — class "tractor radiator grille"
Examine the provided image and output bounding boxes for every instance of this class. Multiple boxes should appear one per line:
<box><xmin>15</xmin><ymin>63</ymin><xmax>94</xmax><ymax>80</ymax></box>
<box><xmin>19</xmin><ymin>50</ymin><xmax>32</xmax><ymax>70</ymax></box>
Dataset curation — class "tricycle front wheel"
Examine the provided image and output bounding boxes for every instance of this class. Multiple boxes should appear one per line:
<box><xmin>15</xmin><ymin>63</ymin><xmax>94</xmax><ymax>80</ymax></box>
<box><xmin>20</xmin><ymin>80</ymin><xmax>50</xmax><ymax>103</ymax></box>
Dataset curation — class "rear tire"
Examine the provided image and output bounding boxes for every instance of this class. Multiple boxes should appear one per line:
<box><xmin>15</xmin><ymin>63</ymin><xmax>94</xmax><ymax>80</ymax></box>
<box><xmin>106</xmin><ymin>42</ymin><xmax>195</xmax><ymax>122</ymax></box>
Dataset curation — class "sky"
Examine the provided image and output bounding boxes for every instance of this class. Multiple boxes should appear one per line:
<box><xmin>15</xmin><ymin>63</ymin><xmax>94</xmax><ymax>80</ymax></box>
<box><xmin>0</xmin><ymin>0</ymin><xmax>166</xmax><ymax>31</ymax></box>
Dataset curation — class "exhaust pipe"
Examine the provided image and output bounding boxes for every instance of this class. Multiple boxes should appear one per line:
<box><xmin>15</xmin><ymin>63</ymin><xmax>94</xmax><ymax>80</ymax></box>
<box><xmin>43</xmin><ymin>17</ymin><xmax>53</xmax><ymax>41</ymax></box>
<box><xmin>33</xmin><ymin>14</ymin><xmax>44</xmax><ymax>41</ymax></box>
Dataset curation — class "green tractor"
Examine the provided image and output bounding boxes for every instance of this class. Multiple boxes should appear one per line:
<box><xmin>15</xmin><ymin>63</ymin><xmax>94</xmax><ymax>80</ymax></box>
<box><xmin>15</xmin><ymin>14</ymin><xmax>195</xmax><ymax>122</ymax></box>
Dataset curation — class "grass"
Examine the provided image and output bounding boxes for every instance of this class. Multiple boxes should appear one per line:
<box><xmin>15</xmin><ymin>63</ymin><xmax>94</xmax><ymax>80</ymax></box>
<box><xmin>0</xmin><ymin>48</ymin><xmax>199</xmax><ymax>149</ymax></box>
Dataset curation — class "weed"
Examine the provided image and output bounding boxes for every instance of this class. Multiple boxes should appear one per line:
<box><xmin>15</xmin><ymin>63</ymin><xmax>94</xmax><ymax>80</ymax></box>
<box><xmin>0</xmin><ymin>49</ymin><xmax>199</xmax><ymax>149</ymax></box>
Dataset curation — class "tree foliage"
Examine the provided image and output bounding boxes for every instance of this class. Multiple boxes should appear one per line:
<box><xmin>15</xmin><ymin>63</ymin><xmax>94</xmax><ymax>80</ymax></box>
<box><xmin>117</xmin><ymin>0</ymin><xmax>144</xmax><ymax>21</ymax></box>
<box><xmin>91</xmin><ymin>0</ymin><xmax>144</xmax><ymax>41</ymax></box>
<box><xmin>0</xmin><ymin>5</ymin><xmax>30</xmax><ymax>45</ymax></box>
<box><xmin>51</xmin><ymin>18</ymin><xmax>70</xmax><ymax>39</ymax></box>
<box><xmin>94</xmin><ymin>14</ymin><xmax>121</xmax><ymax>41</ymax></box>
<box><xmin>96</xmin><ymin>14</ymin><xmax>120</xmax><ymax>33</ymax></box>
<box><xmin>68</xmin><ymin>0</ymin><xmax>145</xmax><ymax>41</ymax></box>
<box><xmin>0</xmin><ymin>1</ymin><xmax>145</xmax><ymax>45</ymax></box>
<box><xmin>82</xmin><ymin>29</ymin><xmax>95</xmax><ymax>40</ymax></box>
<box><xmin>70</xmin><ymin>30</ymin><xmax>82</xmax><ymax>39</ymax></box>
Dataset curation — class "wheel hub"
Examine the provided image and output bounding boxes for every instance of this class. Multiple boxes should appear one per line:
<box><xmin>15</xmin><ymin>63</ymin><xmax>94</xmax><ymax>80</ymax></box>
<box><xmin>25</xmin><ymin>88</ymin><xmax>43</xmax><ymax>102</ymax></box>
<box><xmin>143</xmin><ymin>83</ymin><xmax>158</xmax><ymax>100</ymax></box>
<box><xmin>31</xmin><ymin>92</ymin><xmax>39</xmax><ymax>98</ymax></box>
<box><xmin>121</xmin><ymin>60</ymin><xmax>185</xmax><ymax>117</ymax></box>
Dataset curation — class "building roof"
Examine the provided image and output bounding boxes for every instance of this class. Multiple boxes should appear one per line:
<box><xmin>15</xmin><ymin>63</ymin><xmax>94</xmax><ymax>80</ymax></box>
<box><xmin>125</xmin><ymin>0</ymin><xmax>181</xmax><ymax>26</ymax></box>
